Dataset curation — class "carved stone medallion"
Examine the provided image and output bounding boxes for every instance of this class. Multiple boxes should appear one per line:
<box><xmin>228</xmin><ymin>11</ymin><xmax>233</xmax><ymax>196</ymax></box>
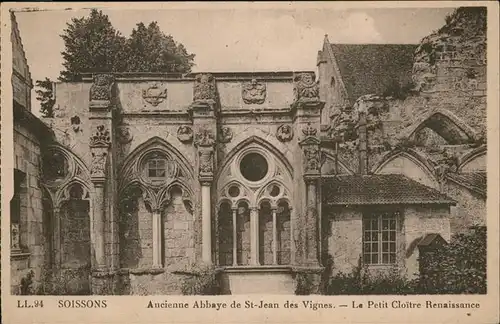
<box><xmin>142</xmin><ymin>83</ymin><xmax>168</xmax><ymax>107</ymax></box>
<box><xmin>219</xmin><ymin>126</ymin><xmax>233</xmax><ymax>143</ymax></box>
<box><xmin>276</xmin><ymin>124</ymin><xmax>293</xmax><ymax>142</ymax></box>
<box><xmin>117</xmin><ymin>125</ymin><xmax>133</xmax><ymax>144</ymax></box>
<box><xmin>177</xmin><ymin>126</ymin><xmax>194</xmax><ymax>143</ymax></box>
<box><xmin>242</xmin><ymin>79</ymin><xmax>266</xmax><ymax>104</ymax></box>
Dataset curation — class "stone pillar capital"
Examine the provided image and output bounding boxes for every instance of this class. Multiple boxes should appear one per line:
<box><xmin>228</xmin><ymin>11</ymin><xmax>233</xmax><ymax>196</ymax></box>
<box><xmin>200</xmin><ymin>181</ymin><xmax>212</xmax><ymax>187</ymax></box>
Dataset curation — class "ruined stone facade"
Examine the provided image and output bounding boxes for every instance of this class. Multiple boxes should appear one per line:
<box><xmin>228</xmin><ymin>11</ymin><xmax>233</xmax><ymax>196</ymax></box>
<box><xmin>10</xmin><ymin>8</ymin><xmax>487</xmax><ymax>295</ymax></box>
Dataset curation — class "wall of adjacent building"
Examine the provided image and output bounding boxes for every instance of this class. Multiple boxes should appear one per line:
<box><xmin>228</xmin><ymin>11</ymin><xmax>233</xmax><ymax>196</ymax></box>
<box><xmin>11</xmin><ymin>123</ymin><xmax>47</xmax><ymax>294</ymax></box>
<box><xmin>325</xmin><ymin>204</ymin><xmax>450</xmax><ymax>279</ymax></box>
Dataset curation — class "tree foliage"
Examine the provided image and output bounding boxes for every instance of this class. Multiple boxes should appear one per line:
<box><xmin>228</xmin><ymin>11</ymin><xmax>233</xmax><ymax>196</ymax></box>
<box><xmin>126</xmin><ymin>22</ymin><xmax>195</xmax><ymax>73</ymax></box>
<box><xmin>35</xmin><ymin>78</ymin><xmax>55</xmax><ymax>118</ymax></box>
<box><xmin>36</xmin><ymin>9</ymin><xmax>196</xmax><ymax>116</ymax></box>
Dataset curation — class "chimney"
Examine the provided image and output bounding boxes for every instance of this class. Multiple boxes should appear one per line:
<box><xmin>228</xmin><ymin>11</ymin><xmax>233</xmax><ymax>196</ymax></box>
<box><xmin>357</xmin><ymin>100</ymin><xmax>368</xmax><ymax>175</ymax></box>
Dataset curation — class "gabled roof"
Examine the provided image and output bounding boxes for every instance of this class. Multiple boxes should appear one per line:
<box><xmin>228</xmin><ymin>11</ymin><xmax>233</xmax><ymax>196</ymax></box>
<box><xmin>322</xmin><ymin>174</ymin><xmax>456</xmax><ymax>206</ymax></box>
<box><xmin>329</xmin><ymin>44</ymin><xmax>417</xmax><ymax>104</ymax></box>
<box><xmin>11</xmin><ymin>12</ymin><xmax>33</xmax><ymax>86</ymax></box>
<box><xmin>446</xmin><ymin>172</ymin><xmax>487</xmax><ymax>198</ymax></box>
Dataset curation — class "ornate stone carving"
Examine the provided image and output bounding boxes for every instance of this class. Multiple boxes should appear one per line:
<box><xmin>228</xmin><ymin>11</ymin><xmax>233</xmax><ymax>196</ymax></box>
<box><xmin>193</xmin><ymin>73</ymin><xmax>216</xmax><ymax>102</ymax></box>
<box><xmin>303</xmin><ymin>146</ymin><xmax>320</xmax><ymax>173</ymax></box>
<box><xmin>90</xmin><ymin>125</ymin><xmax>111</xmax><ymax>148</ymax></box>
<box><xmin>293</xmin><ymin>72</ymin><xmax>319</xmax><ymax>101</ymax></box>
<box><xmin>90</xmin><ymin>74</ymin><xmax>114</xmax><ymax>101</ymax></box>
<box><xmin>177</xmin><ymin>126</ymin><xmax>194</xmax><ymax>143</ymax></box>
<box><xmin>242</xmin><ymin>79</ymin><xmax>266</xmax><ymax>104</ymax></box>
<box><xmin>276</xmin><ymin>124</ymin><xmax>293</xmax><ymax>142</ymax></box>
<box><xmin>219</xmin><ymin>126</ymin><xmax>233</xmax><ymax>143</ymax></box>
<box><xmin>142</xmin><ymin>83</ymin><xmax>168</xmax><ymax>107</ymax></box>
<box><xmin>302</xmin><ymin>123</ymin><xmax>318</xmax><ymax>137</ymax></box>
<box><xmin>194</xmin><ymin>128</ymin><xmax>215</xmax><ymax>147</ymax></box>
<box><xmin>91</xmin><ymin>148</ymin><xmax>108</xmax><ymax>178</ymax></box>
<box><xmin>117</xmin><ymin>125</ymin><xmax>133</xmax><ymax>144</ymax></box>
<box><xmin>11</xmin><ymin>223</ymin><xmax>20</xmax><ymax>250</ymax></box>
<box><xmin>433</xmin><ymin>151</ymin><xmax>459</xmax><ymax>183</ymax></box>
<box><xmin>198</xmin><ymin>149</ymin><xmax>214</xmax><ymax>175</ymax></box>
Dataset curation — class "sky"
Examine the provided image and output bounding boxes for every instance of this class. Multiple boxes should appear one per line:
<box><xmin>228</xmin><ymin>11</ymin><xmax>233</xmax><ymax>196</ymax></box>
<box><xmin>14</xmin><ymin>5</ymin><xmax>456</xmax><ymax>116</ymax></box>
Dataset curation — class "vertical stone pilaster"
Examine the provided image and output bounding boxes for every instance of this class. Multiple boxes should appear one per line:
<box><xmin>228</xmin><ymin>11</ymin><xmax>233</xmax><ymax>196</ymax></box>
<box><xmin>191</xmin><ymin>73</ymin><xmax>218</xmax><ymax>265</ymax></box>
<box><xmin>89</xmin><ymin>74</ymin><xmax>115</xmax><ymax>294</ymax></box>
<box><xmin>292</xmin><ymin>72</ymin><xmax>325</xmax><ymax>268</ymax></box>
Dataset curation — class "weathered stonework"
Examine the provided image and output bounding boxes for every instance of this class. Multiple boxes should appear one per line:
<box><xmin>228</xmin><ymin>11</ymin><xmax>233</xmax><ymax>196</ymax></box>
<box><xmin>242</xmin><ymin>79</ymin><xmax>266</xmax><ymax>104</ymax></box>
<box><xmin>142</xmin><ymin>83</ymin><xmax>168</xmax><ymax>107</ymax></box>
<box><xmin>276</xmin><ymin>124</ymin><xmax>293</xmax><ymax>142</ymax></box>
<box><xmin>90</xmin><ymin>74</ymin><xmax>115</xmax><ymax>102</ymax></box>
<box><xmin>11</xmin><ymin>8</ymin><xmax>487</xmax><ymax>296</ymax></box>
<box><xmin>193</xmin><ymin>73</ymin><xmax>216</xmax><ymax>103</ymax></box>
<box><xmin>177</xmin><ymin>126</ymin><xmax>193</xmax><ymax>143</ymax></box>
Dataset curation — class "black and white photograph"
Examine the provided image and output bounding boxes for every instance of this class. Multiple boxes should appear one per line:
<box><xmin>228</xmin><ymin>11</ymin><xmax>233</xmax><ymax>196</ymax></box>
<box><xmin>3</xmin><ymin>2</ymin><xmax>494</xmax><ymax>305</ymax></box>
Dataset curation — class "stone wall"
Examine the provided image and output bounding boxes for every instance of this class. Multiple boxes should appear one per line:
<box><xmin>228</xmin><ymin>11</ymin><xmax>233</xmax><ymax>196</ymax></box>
<box><xmin>11</xmin><ymin>123</ymin><xmax>47</xmax><ymax>294</ymax></box>
<box><xmin>446</xmin><ymin>181</ymin><xmax>486</xmax><ymax>233</ymax></box>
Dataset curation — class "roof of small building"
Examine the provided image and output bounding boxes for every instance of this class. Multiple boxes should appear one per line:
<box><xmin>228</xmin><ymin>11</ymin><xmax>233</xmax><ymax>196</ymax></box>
<box><xmin>322</xmin><ymin>174</ymin><xmax>456</xmax><ymax>206</ymax></box>
<box><xmin>446</xmin><ymin>171</ymin><xmax>487</xmax><ymax>197</ymax></box>
<box><xmin>330</xmin><ymin>44</ymin><xmax>418</xmax><ymax>103</ymax></box>
<box><xmin>406</xmin><ymin>233</ymin><xmax>448</xmax><ymax>258</ymax></box>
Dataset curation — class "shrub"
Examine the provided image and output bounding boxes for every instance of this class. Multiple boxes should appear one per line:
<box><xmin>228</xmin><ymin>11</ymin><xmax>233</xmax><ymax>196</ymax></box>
<box><xmin>180</xmin><ymin>263</ymin><xmax>221</xmax><ymax>295</ymax></box>
<box><xmin>419</xmin><ymin>226</ymin><xmax>486</xmax><ymax>294</ymax></box>
<box><xmin>20</xmin><ymin>270</ymin><xmax>35</xmax><ymax>295</ymax></box>
<box><xmin>326</xmin><ymin>260</ymin><xmax>418</xmax><ymax>295</ymax></box>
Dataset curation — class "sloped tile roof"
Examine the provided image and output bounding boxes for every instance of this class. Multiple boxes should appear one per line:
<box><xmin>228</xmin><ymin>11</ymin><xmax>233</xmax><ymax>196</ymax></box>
<box><xmin>322</xmin><ymin>174</ymin><xmax>456</xmax><ymax>206</ymax></box>
<box><xmin>446</xmin><ymin>171</ymin><xmax>487</xmax><ymax>197</ymax></box>
<box><xmin>330</xmin><ymin>44</ymin><xmax>417</xmax><ymax>103</ymax></box>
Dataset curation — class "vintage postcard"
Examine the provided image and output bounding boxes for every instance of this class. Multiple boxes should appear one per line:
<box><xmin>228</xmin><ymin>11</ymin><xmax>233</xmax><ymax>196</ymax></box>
<box><xmin>1</xmin><ymin>1</ymin><xmax>499</xmax><ymax>323</ymax></box>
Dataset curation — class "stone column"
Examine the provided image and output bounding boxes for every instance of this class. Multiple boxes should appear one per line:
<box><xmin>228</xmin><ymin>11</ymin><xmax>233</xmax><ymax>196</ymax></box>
<box><xmin>152</xmin><ymin>211</ymin><xmax>162</xmax><ymax>268</ymax></box>
<box><xmin>250</xmin><ymin>207</ymin><xmax>260</xmax><ymax>265</ymax></box>
<box><xmin>201</xmin><ymin>182</ymin><xmax>212</xmax><ymax>264</ymax></box>
<box><xmin>304</xmin><ymin>178</ymin><xmax>319</xmax><ymax>266</ymax></box>
<box><xmin>195</xmin><ymin>138</ymin><xmax>215</xmax><ymax>265</ymax></box>
<box><xmin>91</xmin><ymin>180</ymin><xmax>107</xmax><ymax>269</ymax></box>
<box><xmin>232</xmin><ymin>208</ymin><xmax>238</xmax><ymax>266</ymax></box>
<box><xmin>272</xmin><ymin>207</ymin><xmax>278</xmax><ymax>265</ymax></box>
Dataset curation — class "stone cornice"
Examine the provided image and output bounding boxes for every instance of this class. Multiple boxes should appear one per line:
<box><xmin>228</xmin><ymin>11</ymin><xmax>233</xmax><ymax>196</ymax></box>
<box><xmin>80</xmin><ymin>71</ymin><xmax>316</xmax><ymax>82</ymax></box>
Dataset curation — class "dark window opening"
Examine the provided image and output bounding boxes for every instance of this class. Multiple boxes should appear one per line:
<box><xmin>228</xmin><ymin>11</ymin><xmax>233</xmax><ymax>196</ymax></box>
<box><xmin>240</xmin><ymin>152</ymin><xmax>268</xmax><ymax>182</ymax></box>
